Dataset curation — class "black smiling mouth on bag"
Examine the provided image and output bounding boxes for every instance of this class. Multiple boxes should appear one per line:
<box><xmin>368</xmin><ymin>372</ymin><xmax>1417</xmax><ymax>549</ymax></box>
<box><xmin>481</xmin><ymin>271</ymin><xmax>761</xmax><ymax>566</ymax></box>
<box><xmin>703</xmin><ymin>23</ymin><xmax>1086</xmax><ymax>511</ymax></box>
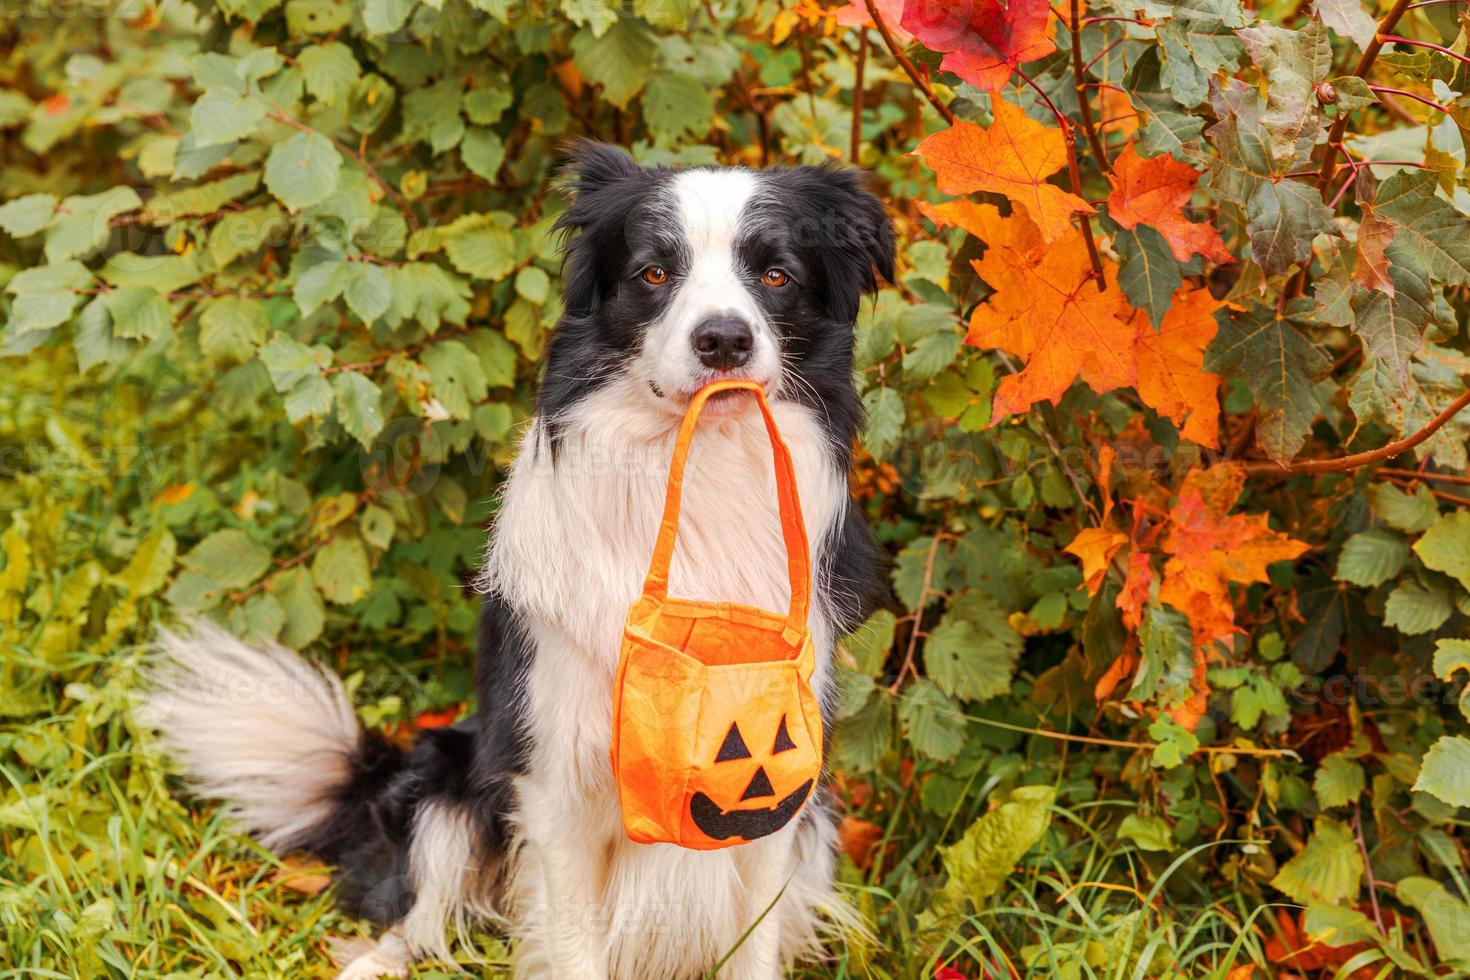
<box><xmin>689</xmin><ymin>779</ymin><xmax>813</xmax><ymax>842</ymax></box>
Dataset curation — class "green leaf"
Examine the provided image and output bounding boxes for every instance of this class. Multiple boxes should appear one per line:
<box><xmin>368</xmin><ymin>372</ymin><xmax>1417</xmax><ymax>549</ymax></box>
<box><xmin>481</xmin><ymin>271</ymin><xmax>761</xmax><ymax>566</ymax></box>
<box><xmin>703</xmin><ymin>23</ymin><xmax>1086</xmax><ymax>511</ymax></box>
<box><xmin>332</xmin><ymin>372</ymin><xmax>385</xmax><ymax>449</ymax></box>
<box><xmin>1396</xmin><ymin>877</ymin><xmax>1470</xmax><ymax>961</ymax></box>
<box><xmin>1433</xmin><ymin>638</ymin><xmax>1470</xmax><ymax>681</ymax></box>
<box><xmin>924</xmin><ymin>785</ymin><xmax>1054</xmax><ymax>929</ymax></box>
<box><xmin>924</xmin><ymin>607</ymin><xmax>1023</xmax><ymax>702</ymax></box>
<box><xmin>1384</xmin><ymin>580</ymin><xmax>1453</xmax><ymax>635</ymax></box>
<box><xmin>0</xmin><ymin>194</ymin><xmax>56</xmax><ymax>238</ymax></box>
<box><xmin>1374</xmin><ymin>171</ymin><xmax>1470</xmax><ymax>287</ymax></box>
<box><xmin>422</xmin><ymin>339</ymin><xmax>488</xmax><ymax>419</ymax></box>
<box><xmin>299</xmin><ymin>42</ymin><xmax>360</xmax><ymax>106</ymax></box>
<box><xmin>116</xmin><ymin>529</ymin><xmax>177</xmax><ymax>598</ymax></box>
<box><xmin>1271</xmin><ymin>818</ymin><xmax>1364</xmax><ymax>905</ymax></box>
<box><xmin>4</xmin><ymin>261</ymin><xmax>90</xmax><ymax>334</ymax></box>
<box><xmin>1314</xmin><ymin>752</ymin><xmax>1366</xmax><ymax>809</ymax></box>
<box><xmin>439</xmin><ymin>214</ymin><xmax>515</xmax><ymax>281</ymax></box>
<box><xmin>264</xmin><ymin>131</ymin><xmax>343</xmax><ymax>213</ymax></box>
<box><xmin>1118</xmin><ymin>813</ymin><xmax>1173</xmax><ymax>852</ymax></box>
<box><xmin>1245</xmin><ymin>178</ymin><xmax>1335</xmax><ymax>277</ymax></box>
<box><xmin>1334</xmin><ymin>529</ymin><xmax>1409</xmax><ymax>587</ymax></box>
<box><xmin>1414</xmin><ymin>512</ymin><xmax>1470</xmax><ymax>592</ymax></box>
<box><xmin>643</xmin><ymin>71</ymin><xmax>713</xmax><ymax>144</ymax></box>
<box><xmin>199</xmin><ymin>297</ymin><xmax>268</xmax><ymax>364</ymax></box>
<box><xmin>311</xmin><ymin>536</ymin><xmax>371</xmax><ymax>604</ymax></box>
<box><xmin>359</xmin><ymin>504</ymin><xmax>395</xmax><ymax>550</ymax></box>
<box><xmin>103</xmin><ymin>287</ymin><xmax>173</xmax><ymax>342</ymax></box>
<box><xmin>862</xmin><ymin>386</ymin><xmax>904</xmax><ymax>460</ymax></box>
<box><xmin>190</xmin><ymin>90</ymin><xmax>267</xmax><ymax>148</ymax></box>
<box><xmin>1236</xmin><ymin>21</ymin><xmax>1331</xmax><ymax>166</ymax></box>
<box><xmin>1370</xmin><ymin>483</ymin><xmax>1439</xmax><ymax>534</ymax></box>
<box><xmin>1115</xmin><ymin>225</ymin><xmax>1183</xmax><ymax>328</ymax></box>
<box><xmin>362</xmin><ymin>0</ymin><xmax>416</xmax><ymax>34</ymax></box>
<box><xmin>844</xmin><ymin>609</ymin><xmax>896</xmax><ymax>677</ymax></box>
<box><xmin>831</xmin><ymin>686</ymin><xmax>892</xmax><ymax>770</ymax></box>
<box><xmin>343</xmin><ymin>263</ymin><xmax>391</xmax><ymax>322</ymax></box>
<box><xmin>269</xmin><ymin>567</ymin><xmax>324</xmax><ymax>648</ymax></box>
<box><xmin>45</xmin><ymin>188</ymin><xmax>142</xmax><ymax>263</ymax></box>
<box><xmin>258</xmin><ymin>334</ymin><xmax>328</xmax><ymax>391</ymax></box>
<box><xmin>1204</xmin><ymin>301</ymin><xmax>1332</xmax><ymax>463</ymax></box>
<box><xmin>461</xmin><ymin>127</ymin><xmax>505</xmax><ymax>182</ymax></box>
<box><xmin>1414</xmin><ymin>736</ymin><xmax>1470</xmax><ymax>808</ymax></box>
<box><xmin>1316</xmin><ymin>0</ymin><xmax>1377</xmax><ymax>49</ymax></box>
<box><xmin>180</xmin><ymin>529</ymin><xmax>271</xmax><ymax>590</ymax></box>
<box><xmin>898</xmin><ymin>679</ymin><xmax>967</xmax><ymax>761</ymax></box>
<box><xmin>514</xmin><ymin>266</ymin><xmax>550</xmax><ymax>305</ymax></box>
<box><xmin>572</xmin><ymin>18</ymin><xmax>657</xmax><ymax>108</ymax></box>
<box><xmin>1130</xmin><ymin>605</ymin><xmax>1195</xmax><ymax>706</ymax></box>
<box><xmin>401</xmin><ymin>80</ymin><xmax>466</xmax><ymax>154</ymax></box>
<box><xmin>1348</xmin><ymin>251</ymin><xmax>1433</xmax><ymax>427</ymax></box>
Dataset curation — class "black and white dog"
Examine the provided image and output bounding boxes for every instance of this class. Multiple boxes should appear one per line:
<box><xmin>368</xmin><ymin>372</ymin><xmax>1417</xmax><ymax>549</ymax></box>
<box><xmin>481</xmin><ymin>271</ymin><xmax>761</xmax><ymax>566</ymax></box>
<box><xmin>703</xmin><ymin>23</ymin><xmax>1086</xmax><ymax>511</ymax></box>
<box><xmin>146</xmin><ymin>141</ymin><xmax>892</xmax><ymax>979</ymax></box>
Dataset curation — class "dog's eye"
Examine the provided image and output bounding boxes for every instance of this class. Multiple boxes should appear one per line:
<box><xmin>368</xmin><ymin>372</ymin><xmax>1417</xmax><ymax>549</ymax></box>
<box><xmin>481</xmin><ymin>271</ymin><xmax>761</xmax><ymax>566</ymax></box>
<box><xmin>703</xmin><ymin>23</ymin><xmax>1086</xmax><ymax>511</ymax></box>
<box><xmin>762</xmin><ymin>268</ymin><xmax>788</xmax><ymax>288</ymax></box>
<box><xmin>642</xmin><ymin>266</ymin><xmax>669</xmax><ymax>285</ymax></box>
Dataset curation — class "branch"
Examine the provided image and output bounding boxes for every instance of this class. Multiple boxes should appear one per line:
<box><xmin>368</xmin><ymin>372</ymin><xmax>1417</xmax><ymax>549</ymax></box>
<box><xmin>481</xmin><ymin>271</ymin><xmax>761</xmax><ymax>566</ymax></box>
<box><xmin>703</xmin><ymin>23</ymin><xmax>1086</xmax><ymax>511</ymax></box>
<box><xmin>1245</xmin><ymin>390</ymin><xmax>1470</xmax><ymax>476</ymax></box>
<box><xmin>1014</xmin><ymin>68</ymin><xmax>1106</xmax><ymax>286</ymax></box>
<box><xmin>863</xmin><ymin>0</ymin><xmax>956</xmax><ymax>125</ymax></box>
<box><xmin>1069</xmin><ymin>0</ymin><xmax>1112</xmax><ymax>171</ymax></box>
<box><xmin>1379</xmin><ymin>34</ymin><xmax>1470</xmax><ymax>67</ymax></box>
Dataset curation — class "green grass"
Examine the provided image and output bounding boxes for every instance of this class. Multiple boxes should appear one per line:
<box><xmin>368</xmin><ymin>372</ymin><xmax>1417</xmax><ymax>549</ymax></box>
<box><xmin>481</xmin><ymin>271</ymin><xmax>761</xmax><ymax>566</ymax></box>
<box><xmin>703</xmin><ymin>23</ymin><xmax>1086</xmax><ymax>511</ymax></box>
<box><xmin>0</xmin><ymin>640</ymin><xmax>1278</xmax><ymax>978</ymax></box>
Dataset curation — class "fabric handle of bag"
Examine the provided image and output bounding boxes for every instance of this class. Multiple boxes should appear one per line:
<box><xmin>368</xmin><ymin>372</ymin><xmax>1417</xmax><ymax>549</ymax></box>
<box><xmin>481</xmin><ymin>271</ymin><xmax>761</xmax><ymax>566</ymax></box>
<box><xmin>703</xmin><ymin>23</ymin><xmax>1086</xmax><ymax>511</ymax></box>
<box><xmin>642</xmin><ymin>379</ymin><xmax>810</xmax><ymax>633</ymax></box>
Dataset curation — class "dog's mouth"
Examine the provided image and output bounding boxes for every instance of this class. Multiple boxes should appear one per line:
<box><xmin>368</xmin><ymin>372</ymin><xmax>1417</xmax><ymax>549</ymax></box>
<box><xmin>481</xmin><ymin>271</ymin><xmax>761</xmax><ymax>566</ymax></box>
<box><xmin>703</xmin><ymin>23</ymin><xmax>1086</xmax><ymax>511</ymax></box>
<box><xmin>688</xmin><ymin>779</ymin><xmax>813</xmax><ymax>842</ymax></box>
<box><xmin>648</xmin><ymin>378</ymin><xmax>775</xmax><ymax>407</ymax></box>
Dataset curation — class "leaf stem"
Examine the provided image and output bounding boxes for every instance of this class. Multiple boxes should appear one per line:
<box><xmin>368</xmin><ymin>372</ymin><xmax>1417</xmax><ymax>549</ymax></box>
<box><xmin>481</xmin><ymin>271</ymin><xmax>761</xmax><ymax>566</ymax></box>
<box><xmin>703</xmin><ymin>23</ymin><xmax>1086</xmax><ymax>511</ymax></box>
<box><xmin>1070</xmin><ymin>0</ymin><xmax>1112</xmax><ymax>171</ymax></box>
<box><xmin>1014</xmin><ymin>68</ymin><xmax>1106</xmax><ymax>286</ymax></box>
<box><xmin>862</xmin><ymin>0</ymin><xmax>956</xmax><ymax>125</ymax></box>
<box><xmin>1379</xmin><ymin>34</ymin><xmax>1470</xmax><ymax>67</ymax></box>
<box><xmin>1369</xmin><ymin>84</ymin><xmax>1452</xmax><ymax>113</ymax></box>
<box><xmin>1245</xmin><ymin>389</ymin><xmax>1470</xmax><ymax>476</ymax></box>
<box><xmin>1377</xmin><ymin>467</ymin><xmax>1470</xmax><ymax>485</ymax></box>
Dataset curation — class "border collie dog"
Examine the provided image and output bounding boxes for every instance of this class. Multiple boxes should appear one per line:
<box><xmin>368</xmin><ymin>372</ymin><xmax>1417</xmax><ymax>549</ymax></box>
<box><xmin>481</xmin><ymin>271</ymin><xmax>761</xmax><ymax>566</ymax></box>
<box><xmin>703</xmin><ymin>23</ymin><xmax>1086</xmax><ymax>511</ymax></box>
<box><xmin>146</xmin><ymin>141</ymin><xmax>892</xmax><ymax>979</ymax></box>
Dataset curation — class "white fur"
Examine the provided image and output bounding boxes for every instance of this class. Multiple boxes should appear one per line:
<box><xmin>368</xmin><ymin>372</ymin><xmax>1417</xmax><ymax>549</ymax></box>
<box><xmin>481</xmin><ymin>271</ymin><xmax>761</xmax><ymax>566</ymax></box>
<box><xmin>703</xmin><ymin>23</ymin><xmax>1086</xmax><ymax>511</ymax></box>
<box><xmin>631</xmin><ymin>169</ymin><xmax>785</xmax><ymax>401</ymax></box>
<box><xmin>142</xmin><ymin>620</ymin><xmax>360</xmax><ymax>851</ymax></box>
<box><xmin>482</xmin><ymin>375</ymin><xmax>849</xmax><ymax>979</ymax></box>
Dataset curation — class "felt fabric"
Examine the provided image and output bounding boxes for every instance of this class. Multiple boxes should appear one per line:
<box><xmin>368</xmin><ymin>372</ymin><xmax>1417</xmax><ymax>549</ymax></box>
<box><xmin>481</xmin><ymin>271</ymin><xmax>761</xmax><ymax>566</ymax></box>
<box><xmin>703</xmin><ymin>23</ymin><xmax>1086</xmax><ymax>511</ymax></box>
<box><xmin>611</xmin><ymin>380</ymin><xmax>822</xmax><ymax>849</ymax></box>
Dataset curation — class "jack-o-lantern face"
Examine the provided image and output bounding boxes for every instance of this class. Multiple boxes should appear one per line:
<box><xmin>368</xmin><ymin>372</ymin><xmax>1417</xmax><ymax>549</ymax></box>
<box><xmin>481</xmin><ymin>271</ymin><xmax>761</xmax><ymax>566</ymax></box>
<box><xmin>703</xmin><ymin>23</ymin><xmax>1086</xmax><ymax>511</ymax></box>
<box><xmin>688</xmin><ymin>715</ymin><xmax>815</xmax><ymax>842</ymax></box>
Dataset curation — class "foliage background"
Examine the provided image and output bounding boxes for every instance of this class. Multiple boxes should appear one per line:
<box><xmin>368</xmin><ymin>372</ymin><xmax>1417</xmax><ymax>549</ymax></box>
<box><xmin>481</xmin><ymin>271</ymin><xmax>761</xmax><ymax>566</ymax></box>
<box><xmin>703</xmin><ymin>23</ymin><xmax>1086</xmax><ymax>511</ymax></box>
<box><xmin>2</xmin><ymin>0</ymin><xmax>1470</xmax><ymax>974</ymax></box>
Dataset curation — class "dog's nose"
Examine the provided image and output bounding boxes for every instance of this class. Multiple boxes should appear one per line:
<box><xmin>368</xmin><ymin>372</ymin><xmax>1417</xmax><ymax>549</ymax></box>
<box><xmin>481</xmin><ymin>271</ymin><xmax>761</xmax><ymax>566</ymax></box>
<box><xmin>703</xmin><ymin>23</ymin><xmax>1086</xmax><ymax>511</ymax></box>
<box><xmin>691</xmin><ymin>317</ymin><xmax>753</xmax><ymax>370</ymax></box>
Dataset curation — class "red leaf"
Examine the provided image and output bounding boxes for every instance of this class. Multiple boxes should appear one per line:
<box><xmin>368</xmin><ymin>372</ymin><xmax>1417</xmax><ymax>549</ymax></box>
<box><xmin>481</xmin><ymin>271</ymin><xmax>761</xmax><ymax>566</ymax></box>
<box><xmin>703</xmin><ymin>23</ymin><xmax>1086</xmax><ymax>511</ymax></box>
<box><xmin>901</xmin><ymin>0</ymin><xmax>1056</xmax><ymax>92</ymax></box>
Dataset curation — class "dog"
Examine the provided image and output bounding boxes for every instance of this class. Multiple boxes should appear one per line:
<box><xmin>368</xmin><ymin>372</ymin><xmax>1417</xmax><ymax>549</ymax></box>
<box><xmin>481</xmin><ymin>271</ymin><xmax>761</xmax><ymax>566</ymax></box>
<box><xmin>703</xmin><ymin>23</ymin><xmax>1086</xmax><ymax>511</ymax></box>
<box><xmin>145</xmin><ymin>140</ymin><xmax>893</xmax><ymax>979</ymax></box>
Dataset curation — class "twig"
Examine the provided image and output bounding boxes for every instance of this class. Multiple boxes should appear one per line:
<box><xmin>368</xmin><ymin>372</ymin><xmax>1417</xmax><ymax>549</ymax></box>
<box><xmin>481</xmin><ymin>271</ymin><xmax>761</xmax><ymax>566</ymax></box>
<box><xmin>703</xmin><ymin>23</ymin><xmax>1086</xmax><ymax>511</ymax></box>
<box><xmin>963</xmin><ymin>714</ymin><xmax>1303</xmax><ymax>758</ymax></box>
<box><xmin>889</xmin><ymin>532</ymin><xmax>950</xmax><ymax>693</ymax></box>
<box><xmin>1070</xmin><ymin>0</ymin><xmax>1111</xmax><ymax>171</ymax></box>
<box><xmin>1245</xmin><ymin>390</ymin><xmax>1470</xmax><ymax>476</ymax></box>
<box><xmin>1354</xmin><ymin>808</ymin><xmax>1387</xmax><ymax>935</ymax></box>
<box><xmin>863</xmin><ymin>0</ymin><xmax>956</xmax><ymax>125</ymax></box>
<box><xmin>1014</xmin><ymin>69</ymin><xmax>1105</xmax><ymax>286</ymax></box>
<box><xmin>852</xmin><ymin>30</ymin><xmax>869</xmax><ymax>164</ymax></box>
<box><xmin>1378</xmin><ymin>467</ymin><xmax>1470</xmax><ymax>485</ymax></box>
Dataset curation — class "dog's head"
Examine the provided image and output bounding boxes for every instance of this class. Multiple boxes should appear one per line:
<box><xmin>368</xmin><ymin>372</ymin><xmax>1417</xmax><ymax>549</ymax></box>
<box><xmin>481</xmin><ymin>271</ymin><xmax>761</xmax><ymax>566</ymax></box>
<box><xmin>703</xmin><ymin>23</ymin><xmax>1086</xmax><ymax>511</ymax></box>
<box><xmin>544</xmin><ymin>140</ymin><xmax>894</xmax><ymax>414</ymax></box>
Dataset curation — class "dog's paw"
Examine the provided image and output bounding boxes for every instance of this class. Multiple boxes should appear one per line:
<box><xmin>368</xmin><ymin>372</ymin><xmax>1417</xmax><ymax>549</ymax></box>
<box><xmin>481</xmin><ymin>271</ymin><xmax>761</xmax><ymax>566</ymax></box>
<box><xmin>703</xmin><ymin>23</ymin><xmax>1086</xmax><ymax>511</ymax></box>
<box><xmin>331</xmin><ymin>932</ymin><xmax>414</xmax><ymax>979</ymax></box>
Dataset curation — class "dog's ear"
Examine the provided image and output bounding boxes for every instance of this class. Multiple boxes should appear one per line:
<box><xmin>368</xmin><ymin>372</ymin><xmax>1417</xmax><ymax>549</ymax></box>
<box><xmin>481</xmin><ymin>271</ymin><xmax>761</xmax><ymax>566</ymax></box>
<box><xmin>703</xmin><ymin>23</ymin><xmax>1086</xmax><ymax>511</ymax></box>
<box><xmin>559</xmin><ymin>139</ymin><xmax>644</xmax><ymax>201</ymax></box>
<box><xmin>779</xmin><ymin>167</ymin><xmax>895</xmax><ymax>323</ymax></box>
<box><xmin>555</xmin><ymin>141</ymin><xmax>646</xmax><ymax>318</ymax></box>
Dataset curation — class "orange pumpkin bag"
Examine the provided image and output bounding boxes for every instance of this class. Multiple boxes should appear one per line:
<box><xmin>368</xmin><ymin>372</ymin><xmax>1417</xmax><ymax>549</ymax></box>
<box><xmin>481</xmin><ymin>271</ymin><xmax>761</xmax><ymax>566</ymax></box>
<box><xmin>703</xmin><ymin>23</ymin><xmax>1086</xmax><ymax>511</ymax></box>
<box><xmin>611</xmin><ymin>379</ymin><xmax>822</xmax><ymax>850</ymax></box>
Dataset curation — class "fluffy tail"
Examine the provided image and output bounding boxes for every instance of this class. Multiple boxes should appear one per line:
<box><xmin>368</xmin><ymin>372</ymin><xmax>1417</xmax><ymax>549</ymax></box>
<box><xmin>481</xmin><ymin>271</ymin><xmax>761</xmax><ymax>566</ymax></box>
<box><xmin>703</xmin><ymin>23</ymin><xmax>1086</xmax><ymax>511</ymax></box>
<box><xmin>140</xmin><ymin>620</ymin><xmax>405</xmax><ymax>858</ymax></box>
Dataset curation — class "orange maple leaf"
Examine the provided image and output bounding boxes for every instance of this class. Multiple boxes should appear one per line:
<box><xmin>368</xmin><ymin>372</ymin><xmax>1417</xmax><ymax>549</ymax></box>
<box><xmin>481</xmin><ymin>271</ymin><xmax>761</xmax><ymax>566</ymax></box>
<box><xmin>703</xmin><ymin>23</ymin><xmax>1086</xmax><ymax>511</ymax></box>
<box><xmin>968</xmin><ymin>215</ymin><xmax>1135</xmax><ymax>413</ymax></box>
<box><xmin>1098</xmin><ymin>85</ymin><xmax>1139</xmax><ymax>140</ymax></box>
<box><xmin>1158</xmin><ymin>465</ymin><xmax>1310</xmax><ymax>648</ymax></box>
<box><xmin>1106</xmin><ymin>143</ymin><xmax>1233</xmax><ymax>263</ymax></box>
<box><xmin>901</xmin><ymin>0</ymin><xmax>1056</xmax><ymax>92</ymax></box>
<box><xmin>1130</xmin><ymin>285</ymin><xmax>1224</xmax><ymax>448</ymax></box>
<box><xmin>1065</xmin><ymin>527</ymin><xmax>1129</xmax><ymax>594</ymax></box>
<box><xmin>914</xmin><ymin>97</ymin><xmax>1093</xmax><ymax>242</ymax></box>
